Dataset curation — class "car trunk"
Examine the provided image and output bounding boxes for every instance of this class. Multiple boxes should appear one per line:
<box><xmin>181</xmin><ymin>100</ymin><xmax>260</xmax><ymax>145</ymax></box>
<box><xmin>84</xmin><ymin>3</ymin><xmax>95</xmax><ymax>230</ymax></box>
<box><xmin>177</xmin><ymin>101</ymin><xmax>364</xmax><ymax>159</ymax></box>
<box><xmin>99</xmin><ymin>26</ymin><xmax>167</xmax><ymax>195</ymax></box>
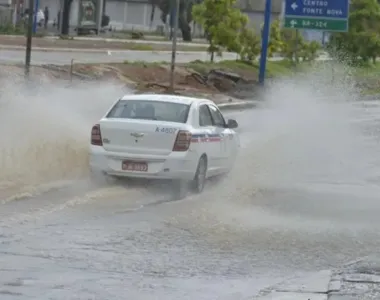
<box><xmin>99</xmin><ymin>119</ymin><xmax>184</xmax><ymax>156</ymax></box>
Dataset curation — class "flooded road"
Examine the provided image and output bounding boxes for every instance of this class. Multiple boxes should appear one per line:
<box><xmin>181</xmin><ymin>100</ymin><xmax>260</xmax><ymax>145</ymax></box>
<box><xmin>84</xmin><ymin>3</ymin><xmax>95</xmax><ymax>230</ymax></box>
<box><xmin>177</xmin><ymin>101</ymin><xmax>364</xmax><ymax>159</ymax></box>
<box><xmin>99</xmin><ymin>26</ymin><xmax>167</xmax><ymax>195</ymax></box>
<box><xmin>1</xmin><ymin>71</ymin><xmax>380</xmax><ymax>299</ymax></box>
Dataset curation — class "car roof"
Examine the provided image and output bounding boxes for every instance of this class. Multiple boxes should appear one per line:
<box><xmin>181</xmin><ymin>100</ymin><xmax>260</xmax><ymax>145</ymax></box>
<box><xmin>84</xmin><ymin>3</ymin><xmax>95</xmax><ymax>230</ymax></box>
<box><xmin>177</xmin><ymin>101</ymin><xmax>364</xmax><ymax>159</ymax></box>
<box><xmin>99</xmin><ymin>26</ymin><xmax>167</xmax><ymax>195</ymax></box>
<box><xmin>120</xmin><ymin>93</ymin><xmax>214</xmax><ymax>106</ymax></box>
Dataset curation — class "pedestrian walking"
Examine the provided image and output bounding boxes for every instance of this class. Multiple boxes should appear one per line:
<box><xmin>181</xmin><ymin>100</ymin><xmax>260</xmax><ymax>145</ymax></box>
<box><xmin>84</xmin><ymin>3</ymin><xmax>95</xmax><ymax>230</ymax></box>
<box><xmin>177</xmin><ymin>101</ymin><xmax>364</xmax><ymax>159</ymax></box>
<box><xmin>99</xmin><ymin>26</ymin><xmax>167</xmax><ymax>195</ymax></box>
<box><xmin>44</xmin><ymin>6</ymin><xmax>49</xmax><ymax>29</ymax></box>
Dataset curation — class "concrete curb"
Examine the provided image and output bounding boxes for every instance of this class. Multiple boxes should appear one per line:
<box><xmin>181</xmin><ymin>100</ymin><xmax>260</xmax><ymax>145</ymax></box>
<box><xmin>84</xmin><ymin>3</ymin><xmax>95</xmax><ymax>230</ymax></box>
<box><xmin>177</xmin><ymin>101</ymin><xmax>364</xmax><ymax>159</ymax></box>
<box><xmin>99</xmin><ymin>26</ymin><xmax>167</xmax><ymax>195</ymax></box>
<box><xmin>0</xmin><ymin>34</ymin><xmax>209</xmax><ymax>47</ymax></box>
<box><xmin>253</xmin><ymin>257</ymin><xmax>375</xmax><ymax>299</ymax></box>
<box><xmin>0</xmin><ymin>45</ymin><xmax>209</xmax><ymax>54</ymax></box>
<box><xmin>41</xmin><ymin>35</ymin><xmax>209</xmax><ymax>47</ymax></box>
<box><xmin>218</xmin><ymin>101</ymin><xmax>258</xmax><ymax>111</ymax></box>
<box><xmin>254</xmin><ymin>270</ymin><xmax>333</xmax><ymax>300</ymax></box>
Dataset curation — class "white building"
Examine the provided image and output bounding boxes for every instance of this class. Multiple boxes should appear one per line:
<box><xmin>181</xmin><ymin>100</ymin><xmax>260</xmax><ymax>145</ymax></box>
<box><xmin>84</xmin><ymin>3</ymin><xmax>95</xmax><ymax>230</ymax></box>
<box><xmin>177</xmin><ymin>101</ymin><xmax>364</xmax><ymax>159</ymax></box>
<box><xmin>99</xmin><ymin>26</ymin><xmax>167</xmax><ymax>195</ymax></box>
<box><xmin>33</xmin><ymin>0</ymin><xmax>284</xmax><ymax>33</ymax></box>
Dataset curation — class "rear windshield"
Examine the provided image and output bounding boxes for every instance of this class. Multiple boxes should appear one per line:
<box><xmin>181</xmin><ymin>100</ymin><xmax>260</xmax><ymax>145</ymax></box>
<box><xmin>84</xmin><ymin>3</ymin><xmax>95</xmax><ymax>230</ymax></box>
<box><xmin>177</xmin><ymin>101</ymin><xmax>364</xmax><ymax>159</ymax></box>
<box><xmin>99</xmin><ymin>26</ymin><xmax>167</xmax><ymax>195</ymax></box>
<box><xmin>106</xmin><ymin>100</ymin><xmax>190</xmax><ymax>123</ymax></box>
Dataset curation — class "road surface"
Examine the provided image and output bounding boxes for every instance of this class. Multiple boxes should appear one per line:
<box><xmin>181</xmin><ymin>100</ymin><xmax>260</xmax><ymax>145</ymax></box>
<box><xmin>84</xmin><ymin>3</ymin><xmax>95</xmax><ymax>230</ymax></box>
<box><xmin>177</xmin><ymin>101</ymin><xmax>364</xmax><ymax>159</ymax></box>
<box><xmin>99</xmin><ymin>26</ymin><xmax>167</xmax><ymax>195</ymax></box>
<box><xmin>0</xmin><ymin>48</ymin><xmax>330</xmax><ymax>65</ymax></box>
<box><xmin>0</xmin><ymin>49</ymin><xmax>237</xmax><ymax>65</ymax></box>
<box><xmin>0</xmin><ymin>76</ymin><xmax>380</xmax><ymax>299</ymax></box>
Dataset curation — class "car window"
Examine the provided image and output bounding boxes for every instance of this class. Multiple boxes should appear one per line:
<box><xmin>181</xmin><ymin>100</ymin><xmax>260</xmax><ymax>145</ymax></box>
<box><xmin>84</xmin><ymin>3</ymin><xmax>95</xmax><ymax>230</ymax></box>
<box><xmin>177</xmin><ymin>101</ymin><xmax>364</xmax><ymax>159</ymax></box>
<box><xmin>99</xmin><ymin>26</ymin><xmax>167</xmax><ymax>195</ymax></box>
<box><xmin>106</xmin><ymin>100</ymin><xmax>190</xmax><ymax>123</ymax></box>
<box><xmin>199</xmin><ymin>104</ymin><xmax>213</xmax><ymax>126</ymax></box>
<box><xmin>208</xmin><ymin>105</ymin><xmax>226</xmax><ymax>127</ymax></box>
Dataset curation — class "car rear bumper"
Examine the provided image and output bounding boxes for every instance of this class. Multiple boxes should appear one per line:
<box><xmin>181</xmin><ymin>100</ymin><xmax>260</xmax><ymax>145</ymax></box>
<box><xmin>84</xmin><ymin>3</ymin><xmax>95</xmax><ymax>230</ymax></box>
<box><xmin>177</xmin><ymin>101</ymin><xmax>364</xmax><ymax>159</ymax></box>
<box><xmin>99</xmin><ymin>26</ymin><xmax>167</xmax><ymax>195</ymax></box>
<box><xmin>89</xmin><ymin>145</ymin><xmax>198</xmax><ymax>181</ymax></box>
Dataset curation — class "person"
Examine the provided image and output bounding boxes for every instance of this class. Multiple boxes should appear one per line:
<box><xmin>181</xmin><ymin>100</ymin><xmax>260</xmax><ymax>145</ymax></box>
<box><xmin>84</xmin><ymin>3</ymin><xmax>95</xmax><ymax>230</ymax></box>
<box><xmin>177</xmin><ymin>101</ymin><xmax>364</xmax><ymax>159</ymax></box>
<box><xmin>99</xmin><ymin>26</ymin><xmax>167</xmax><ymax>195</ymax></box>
<box><xmin>56</xmin><ymin>10</ymin><xmax>61</xmax><ymax>30</ymax></box>
<box><xmin>43</xmin><ymin>6</ymin><xmax>49</xmax><ymax>29</ymax></box>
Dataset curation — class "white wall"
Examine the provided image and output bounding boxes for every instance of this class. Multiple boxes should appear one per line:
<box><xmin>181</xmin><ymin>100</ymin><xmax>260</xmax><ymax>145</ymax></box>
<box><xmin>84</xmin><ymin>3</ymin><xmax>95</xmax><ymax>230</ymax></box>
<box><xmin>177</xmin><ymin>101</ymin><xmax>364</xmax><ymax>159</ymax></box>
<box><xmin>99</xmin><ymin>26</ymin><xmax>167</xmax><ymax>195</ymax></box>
<box><xmin>37</xmin><ymin>0</ymin><xmax>284</xmax><ymax>36</ymax></box>
<box><xmin>106</xmin><ymin>1</ymin><xmax>162</xmax><ymax>31</ymax></box>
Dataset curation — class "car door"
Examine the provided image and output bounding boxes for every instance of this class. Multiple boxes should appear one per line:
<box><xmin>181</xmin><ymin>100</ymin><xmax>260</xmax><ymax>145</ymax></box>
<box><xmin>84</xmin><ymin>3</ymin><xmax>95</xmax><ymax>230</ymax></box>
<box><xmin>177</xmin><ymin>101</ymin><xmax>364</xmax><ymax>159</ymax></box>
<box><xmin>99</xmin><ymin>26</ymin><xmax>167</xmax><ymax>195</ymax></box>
<box><xmin>198</xmin><ymin>104</ymin><xmax>221</xmax><ymax>173</ymax></box>
<box><xmin>207</xmin><ymin>104</ymin><xmax>234</xmax><ymax>169</ymax></box>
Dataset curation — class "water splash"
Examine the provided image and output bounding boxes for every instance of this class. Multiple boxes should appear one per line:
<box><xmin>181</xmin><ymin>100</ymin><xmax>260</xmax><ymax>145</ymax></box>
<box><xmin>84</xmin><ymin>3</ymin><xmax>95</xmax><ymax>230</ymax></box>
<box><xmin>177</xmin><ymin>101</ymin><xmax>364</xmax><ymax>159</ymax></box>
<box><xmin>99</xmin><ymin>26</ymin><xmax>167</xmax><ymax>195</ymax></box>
<box><xmin>0</xmin><ymin>69</ymin><xmax>130</xmax><ymax>196</ymax></box>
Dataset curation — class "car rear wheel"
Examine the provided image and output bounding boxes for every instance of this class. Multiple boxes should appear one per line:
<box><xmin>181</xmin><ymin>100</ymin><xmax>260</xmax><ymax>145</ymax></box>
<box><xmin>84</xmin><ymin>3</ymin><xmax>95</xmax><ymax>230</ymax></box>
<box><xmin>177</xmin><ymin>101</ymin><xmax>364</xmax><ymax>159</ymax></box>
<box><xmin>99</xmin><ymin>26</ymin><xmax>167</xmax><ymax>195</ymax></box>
<box><xmin>192</xmin><ymin>155</ymin><xmax>207</xmax><ymax>194</ymax></box>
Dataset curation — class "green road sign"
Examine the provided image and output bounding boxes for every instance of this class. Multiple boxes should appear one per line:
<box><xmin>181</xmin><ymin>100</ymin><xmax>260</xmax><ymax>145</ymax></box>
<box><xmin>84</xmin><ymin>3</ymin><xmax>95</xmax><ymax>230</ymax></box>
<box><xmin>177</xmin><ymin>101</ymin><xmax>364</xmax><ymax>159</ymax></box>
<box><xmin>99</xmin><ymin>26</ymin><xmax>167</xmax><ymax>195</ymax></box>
<box><xmin>283</xmin><ymin>17</ymin><xmax>348</xmax><ymax>32</ymax></box>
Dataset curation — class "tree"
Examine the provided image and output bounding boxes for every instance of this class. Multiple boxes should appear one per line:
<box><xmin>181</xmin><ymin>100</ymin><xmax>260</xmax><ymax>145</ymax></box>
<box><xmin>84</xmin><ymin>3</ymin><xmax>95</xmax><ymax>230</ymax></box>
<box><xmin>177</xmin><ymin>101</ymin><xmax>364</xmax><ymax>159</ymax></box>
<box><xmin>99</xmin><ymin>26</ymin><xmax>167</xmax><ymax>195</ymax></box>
<box><xmin>267</xmin><ymin>19</ymin><xmax>283</xmax><ymax>57</ymax></box>
<box><xmin>192</xmin><ymin>0</ymin><xmax>248</xmax><ymax>62</ymax></box>
<box><xmin>61</xmin><ymin>0</ymin><xmax>73</xmax><ymax>35</ymax></box>
<box><xmin>280</xmin><ymin>28</ymin><xmax>306</xmax><ymax>62</ymax></box>
<box><xmin>300</xmin><ymin>41</ymin><xmax>322</xmax><ymax>61</ymax></box>
<box><xmin>149</xmin><ymin>0</ymin><xmax>201</xmax><ymax>41</ymax></box>
<box><xmin>238</xmin><ymin>27</ymin><xmax>260</xmax><ymax>62</ymax></box>
<box><xmin>328</xmin><ymin>0</ymin><xmax>380</xmax><ymax>64</ymax></box>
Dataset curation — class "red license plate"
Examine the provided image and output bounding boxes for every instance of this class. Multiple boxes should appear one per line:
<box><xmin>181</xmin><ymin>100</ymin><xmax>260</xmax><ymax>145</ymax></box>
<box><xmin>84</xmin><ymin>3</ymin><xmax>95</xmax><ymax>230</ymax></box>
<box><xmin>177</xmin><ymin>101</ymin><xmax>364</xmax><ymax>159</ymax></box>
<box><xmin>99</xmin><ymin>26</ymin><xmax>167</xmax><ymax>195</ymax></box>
<box><xmin>122</xmin><ymin>161</ymin><xmax>148</xmax><ymax>172</ymax></box>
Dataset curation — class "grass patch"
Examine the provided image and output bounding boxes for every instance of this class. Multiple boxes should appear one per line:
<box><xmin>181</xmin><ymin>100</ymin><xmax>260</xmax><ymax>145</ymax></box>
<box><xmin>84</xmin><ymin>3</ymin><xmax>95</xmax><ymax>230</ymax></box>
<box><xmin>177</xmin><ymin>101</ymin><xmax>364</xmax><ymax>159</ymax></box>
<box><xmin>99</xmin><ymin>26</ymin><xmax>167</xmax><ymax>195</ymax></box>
<box><xmin>123</xmin><ymin>60</ymin><xmax>167</xmax><ymax>66</ymax></box>
<box><xmin>119</xmin><ymin>59</ymin><xmax>313</xmax><ymax>81</ymax></box>
<box><xmin>127</xmin><ymin>44</ymin><xmax>154</xmax><ymax>51</ymax></box>
<box><xmin>116</xmin><ymin>29</ymin><xmax>164</xmax><ymax>37</ymax></box>
<box><xmin>361</xmin><ymin>87</ymin><xmax>380</xmax><ymax>95</ymax></box>
<box><xmin>183</xmin><ymin>59</ymin><xmax>308</xmax><ymax>79</ymax></box>
<box><xmin>59</xmin><ymin>35</ymin><xmax>74</xmax><ymax>40</ymax></box>
<box><xmin>351</xmin><ymin>63</ymin><xmax>380</xmax><ymax>79</ymax></box>
<box><xmin>109</xmin><ymin>43</ymin><xmax>207</xmax><ymax>51</ymax></box>
<box><xmin>117</xmin><ymin>58</ymin><xmax>380</xmax><ymax>95</ymax></box>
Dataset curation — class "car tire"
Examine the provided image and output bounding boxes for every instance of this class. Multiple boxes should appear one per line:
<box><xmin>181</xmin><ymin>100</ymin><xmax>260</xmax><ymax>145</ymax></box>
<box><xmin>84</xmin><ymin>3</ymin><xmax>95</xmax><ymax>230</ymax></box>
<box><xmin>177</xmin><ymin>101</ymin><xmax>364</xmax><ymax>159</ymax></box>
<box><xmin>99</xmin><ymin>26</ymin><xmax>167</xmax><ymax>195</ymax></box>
<box><xmin>191</xmin><ymin>155</ymin><xmax>207</xmax><ymax>194</ymax></box>
<box><xmin>171</xmin><ymin>179</ymin><xmax>188</xmax><ymax>201</ymax></box>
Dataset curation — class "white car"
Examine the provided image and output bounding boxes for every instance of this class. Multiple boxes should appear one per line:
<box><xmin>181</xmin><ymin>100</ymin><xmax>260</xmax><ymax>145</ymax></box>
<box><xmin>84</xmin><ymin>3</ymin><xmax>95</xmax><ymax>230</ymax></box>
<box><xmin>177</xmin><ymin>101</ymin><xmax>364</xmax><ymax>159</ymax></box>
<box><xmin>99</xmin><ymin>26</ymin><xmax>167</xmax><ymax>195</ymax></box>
<box><xmin>89</xmin><ymin>94</ymin><xmax>240</xmax><ymax>199</ymax></box>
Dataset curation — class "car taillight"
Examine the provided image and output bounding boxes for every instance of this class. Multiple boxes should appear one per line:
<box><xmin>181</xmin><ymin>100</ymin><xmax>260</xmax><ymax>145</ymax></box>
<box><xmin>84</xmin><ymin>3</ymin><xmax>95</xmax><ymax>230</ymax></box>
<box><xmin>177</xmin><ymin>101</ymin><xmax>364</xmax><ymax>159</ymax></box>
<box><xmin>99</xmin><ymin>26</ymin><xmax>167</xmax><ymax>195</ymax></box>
<box><xmin>173</xmin><ymin>130</ymin><xmax>192</xmax><ymax>151</ymax></box>
<box><xmin>91</xmin><ymin>124</ymin><xmax>103</xmax><ymax>146</ymax></box>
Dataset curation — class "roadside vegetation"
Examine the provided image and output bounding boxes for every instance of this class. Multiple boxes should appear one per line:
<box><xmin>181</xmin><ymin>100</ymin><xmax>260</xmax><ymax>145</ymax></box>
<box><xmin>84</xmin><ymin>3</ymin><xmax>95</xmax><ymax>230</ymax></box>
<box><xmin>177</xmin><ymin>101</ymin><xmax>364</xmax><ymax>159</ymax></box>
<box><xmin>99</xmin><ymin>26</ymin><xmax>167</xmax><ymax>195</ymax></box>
<box><xmin>2</xmin><ymin>0</ymin><xmax>380</xmax><ymax>94</ymax></box>
<box><xmin>191</xmin><ymin>0</ymin><xmax>322</xmax><ymax>64</ymax></box>
<box><xmin>190</xmin><ymin>0</ymin><xmax>380</xmax><ymax>94</ymax></box>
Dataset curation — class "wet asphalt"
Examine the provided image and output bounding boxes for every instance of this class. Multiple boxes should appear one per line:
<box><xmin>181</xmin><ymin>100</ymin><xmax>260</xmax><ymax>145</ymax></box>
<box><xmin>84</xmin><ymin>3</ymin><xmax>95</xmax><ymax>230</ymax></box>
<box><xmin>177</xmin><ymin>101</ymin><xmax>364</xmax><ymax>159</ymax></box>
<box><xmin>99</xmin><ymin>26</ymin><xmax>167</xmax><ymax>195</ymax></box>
<box><xmin>1</xmin><ymin>82</ymin><xmax>380</xmax><ymax>299</ymax></box>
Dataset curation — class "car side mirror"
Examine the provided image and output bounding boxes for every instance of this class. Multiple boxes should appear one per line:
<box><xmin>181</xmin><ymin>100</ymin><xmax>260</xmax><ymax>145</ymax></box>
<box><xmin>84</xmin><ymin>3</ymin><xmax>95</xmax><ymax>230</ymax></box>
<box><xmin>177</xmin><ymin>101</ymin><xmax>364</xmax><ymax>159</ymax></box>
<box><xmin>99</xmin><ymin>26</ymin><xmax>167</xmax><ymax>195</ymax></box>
<box><xmin>227</xmin><ymin>119</ymin><xmax>238</xmax><ymax>129</ymax></box>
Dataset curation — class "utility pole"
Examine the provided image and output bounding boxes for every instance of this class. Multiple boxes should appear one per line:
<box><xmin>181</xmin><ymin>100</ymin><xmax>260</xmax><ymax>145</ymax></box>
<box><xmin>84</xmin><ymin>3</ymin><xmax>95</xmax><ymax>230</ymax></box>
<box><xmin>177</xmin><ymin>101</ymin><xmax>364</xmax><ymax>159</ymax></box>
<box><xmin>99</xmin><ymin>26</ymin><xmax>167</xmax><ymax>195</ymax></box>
<box><xmin>58</xmin><ymin>0</ymin><xmax>64</xmax><ymax>34</ymax></box>
<box><xmin>25</xmin><ymin>0</ymin><xmax>34</xmax><ymax>77</ymax></box>
<box><xmin>169</xmin><ymin>0</ymin><xmax>179</xmax><ymax>93</ymax></box>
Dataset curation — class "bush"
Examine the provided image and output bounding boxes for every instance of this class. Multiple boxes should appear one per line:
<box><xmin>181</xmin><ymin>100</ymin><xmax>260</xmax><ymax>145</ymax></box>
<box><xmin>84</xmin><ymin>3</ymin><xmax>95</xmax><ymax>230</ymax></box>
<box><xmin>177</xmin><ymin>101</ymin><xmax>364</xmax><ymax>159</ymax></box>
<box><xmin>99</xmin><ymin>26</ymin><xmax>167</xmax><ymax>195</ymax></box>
<box><xmin>131</xmin><ymin>31</ymin><xmax>144</xmax><ymax>40</ymax></box>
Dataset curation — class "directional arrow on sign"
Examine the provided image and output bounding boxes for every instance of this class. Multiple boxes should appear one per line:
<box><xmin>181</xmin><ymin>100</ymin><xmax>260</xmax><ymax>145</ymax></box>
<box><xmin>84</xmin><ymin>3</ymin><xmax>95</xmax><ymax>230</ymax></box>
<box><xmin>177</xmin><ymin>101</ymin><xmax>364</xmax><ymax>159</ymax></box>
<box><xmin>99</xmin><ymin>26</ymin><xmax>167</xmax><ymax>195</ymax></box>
<box><xmin>290</xmin><ymin>20</ymin><xmax>297</xmax><ymax>27</ymax></box>
<box><xmin>291</xmin><ymin>2</ymin><xmax>298</xmax><ymax>10</ymax></box>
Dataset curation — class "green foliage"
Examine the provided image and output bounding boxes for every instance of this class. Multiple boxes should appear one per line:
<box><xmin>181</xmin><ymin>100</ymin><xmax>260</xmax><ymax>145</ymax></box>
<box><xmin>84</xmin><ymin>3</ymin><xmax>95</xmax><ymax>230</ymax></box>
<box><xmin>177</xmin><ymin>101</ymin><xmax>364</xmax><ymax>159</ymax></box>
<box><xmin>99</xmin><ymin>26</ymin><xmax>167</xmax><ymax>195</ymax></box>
<box><xmin>268</xmin><ymin>19</ymin><xmax>283</xmax><ymax>57</ymax></box>
<box><xmin>239</xmin><ymin>27</ymin><xmax>261</xmax><ymax>62</ymax></box>
<box><xmin>280</xmin><ymin>28</ymin><xmax>306</xmax><ymax>62</ymax></box>
<box><xmin>279</xmin><ymin>27</ymin><xmax>321</xmax><ymax>62</ymax></box>
<box><xmin>328</xmin><ymin>0</ymin><xmax>380</xmax><ymax>64</ymax></box>
<box><xmin>192</xmin><ymin>0</ymin><xmax>248</xmax><ymax>62</ymax></box>
<box><xmin>302</xmin><ymin>41</ymin><xmax>322</xmax><ymax>61</ymax></box>
<box><xmin>130</xmin><ymin>31</ymin><xmax>144</xmax><ymax>39</ymax></box>
<box><xmin>0</xmin><ymin>23</ymin><xmax>25</xmax><ymax>35</ymax></box>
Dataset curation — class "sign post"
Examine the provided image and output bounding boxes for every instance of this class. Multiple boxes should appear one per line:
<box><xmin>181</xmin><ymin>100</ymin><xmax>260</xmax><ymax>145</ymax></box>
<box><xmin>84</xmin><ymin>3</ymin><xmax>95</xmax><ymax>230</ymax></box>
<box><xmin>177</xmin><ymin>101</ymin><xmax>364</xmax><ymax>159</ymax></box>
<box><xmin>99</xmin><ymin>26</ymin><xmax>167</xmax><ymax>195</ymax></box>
<box><xmin>258</xmin><ymin>0</ymin><xmax>272</xmax><ymax>85</ymax></box>
<box><xmin>283</xmin><ymin>0</ymin><xmax>349</xmax><ymax>32</ymax></box>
